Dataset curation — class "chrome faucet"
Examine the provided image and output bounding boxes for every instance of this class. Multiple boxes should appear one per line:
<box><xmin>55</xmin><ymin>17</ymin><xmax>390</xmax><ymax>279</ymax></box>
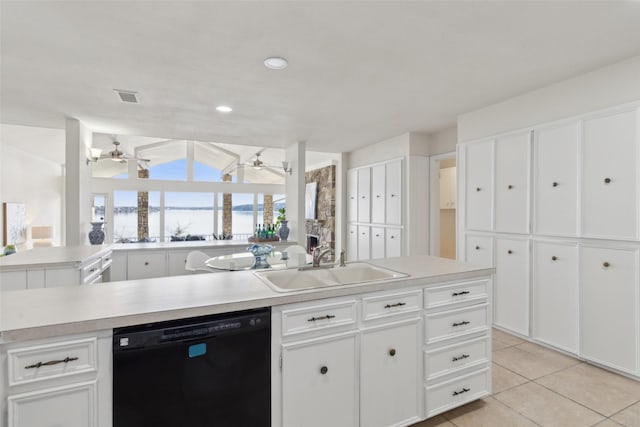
<box><xmin>312</xmin><ymin>245</ymin><xmax>333</xmax><ymax>268</ymax></box>
<box><xmin>339</xmin><ymin>249</ymin><xmax>346</xmax><ymax>267</ymax></box>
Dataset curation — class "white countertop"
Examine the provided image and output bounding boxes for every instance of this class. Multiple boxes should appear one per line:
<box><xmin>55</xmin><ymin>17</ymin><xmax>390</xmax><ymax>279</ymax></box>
<box><xmin>0</xmin><ymin>255</ymin><xmax>493</xmax><ymax>342</ymax></box>
<box><xmin>111</xmin><ymin>240</ymin><xmax>297</xmax><ymax>251</ymax></box>
<box><xmin>0</xmin><ymin>245</ymin><xmax>113</xmax><ymax>269</ymax></box>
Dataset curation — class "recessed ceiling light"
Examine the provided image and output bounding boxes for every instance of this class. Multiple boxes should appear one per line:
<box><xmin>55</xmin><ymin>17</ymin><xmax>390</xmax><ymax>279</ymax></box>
<box><xmin>216</xmin><ymin>105</ymin><xmax>233</xmax><ymax>113</ymax></box>
<box><xmin>264</xmin><ymin>57</ymin><xmax>288</xmax><ymax>70</ymax></box>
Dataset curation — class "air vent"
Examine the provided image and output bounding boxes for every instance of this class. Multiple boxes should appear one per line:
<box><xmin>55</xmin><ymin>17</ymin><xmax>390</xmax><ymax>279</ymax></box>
<box><xmin>114</xmin><ymin>89</ymin><xmax>139</xmax><ymax>103</ymax></box>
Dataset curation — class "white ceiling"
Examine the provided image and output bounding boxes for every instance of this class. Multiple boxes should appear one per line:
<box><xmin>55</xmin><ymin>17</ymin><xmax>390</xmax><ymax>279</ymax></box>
<box><xmin>2</xmin><ymin>1</ymin><xmax>640</xmax><ymax>153</ymax></box>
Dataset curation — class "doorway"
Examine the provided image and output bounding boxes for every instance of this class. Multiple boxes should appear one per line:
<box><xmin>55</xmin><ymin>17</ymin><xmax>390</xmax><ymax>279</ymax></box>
<box><xmin>429</xmin><ymin>153</ymin><xmax>457</xmax><ymax>260</ymax></box>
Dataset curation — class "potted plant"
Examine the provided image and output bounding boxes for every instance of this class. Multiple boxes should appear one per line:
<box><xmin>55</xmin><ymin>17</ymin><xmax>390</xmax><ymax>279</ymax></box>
<box><xmin>276</xmin><ymin>207</ymin><xmax>289</xmax><ymax>241</ymax></box>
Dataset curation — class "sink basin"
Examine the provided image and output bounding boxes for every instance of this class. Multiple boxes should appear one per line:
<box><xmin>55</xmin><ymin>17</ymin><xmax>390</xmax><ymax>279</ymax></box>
<box><xmin>254</xmin><ymin>262</ymin><xmax>407</xmax><ymax>292</ymax></box>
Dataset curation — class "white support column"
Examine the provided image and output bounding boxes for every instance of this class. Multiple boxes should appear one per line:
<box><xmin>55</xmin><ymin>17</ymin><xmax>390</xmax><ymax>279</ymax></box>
<box><xmin>285</xmin><ymin>141</ymin><xmax>306</xmax><ymax>243</ymax></box>
<box><xmin>64</xmin><ymin>118</ymin><xmax>93</xmax><ymax>246</ymax></box>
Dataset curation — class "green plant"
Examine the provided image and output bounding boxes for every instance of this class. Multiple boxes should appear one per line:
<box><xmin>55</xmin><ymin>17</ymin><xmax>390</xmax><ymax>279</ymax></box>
<box><xmin>276</xmin><ymin>207</ymin><xmax>286</xmax><ymax>228</ymax></box>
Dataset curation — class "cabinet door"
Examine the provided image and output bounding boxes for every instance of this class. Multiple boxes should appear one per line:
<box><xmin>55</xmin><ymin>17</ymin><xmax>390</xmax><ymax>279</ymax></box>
<box><xmin>533</xmin><ymin>123</ymin><xmax>578</xmax><ymax>236</ymax></box>
<box><xmin>358</xmin><ymin>226</ymin><xmax>370</xmax><ymax>261</ymax></box>
<box><xmin>8</xmin><ymin>381</ymin><xmax>97</xmax><ymax>427</ymax></box>
<box><xmin>494</xmin><ymin>132</ymin><xmax>530</xmax><ymax>234</ymax></box>
<box><xmin>127</xmin><ymin>252</ymin><xmax>167</xmax><ymax>280</ymax></box>
<box><xmin>0</xmin><ymin>271</ymin><xmax>27</xmax><ymax>291</ymax></box>
<box><xmin>357</xmin><ymin>168</ymin><xmax>371</xmax><ymax>223</ymax></box>
<box><xmin>371</xmin><ymin>227</ymin><xmax>385</xmax><ymax>259</ymax></box>
<box><xmin>582</xmin><ymin>110</ymin><xmax>638</xmax><ymax>240</ymax></box>
<box><xmin>385</xmin><ymin>160</ymin><xmax>403</xmax><ymax>225</ymax></box>
<box><xmin>465</xmin><ymin>235</ymin><xmax>493</xmax><ymax>267</ymax></box>
<box><xmin>167</xmin><ymin>250</ymin><xmax>191</xmax><ymax>276</ymax></box>
<box><xmin>385</xmin><ymin>228</ymin><xmax>402</xmax><ymax>258</ymax></box>
<box><xmin>347</xmin><ymin>170</ymin><xmax>358</xmax><ymax>223</ymax></box>
<box><xmin>45</xmin><ymin>268</ymin><xmax>80</xmax><ymax>288</ymax></box>
<box><xmin>532</xmin><ymin>241</ymin><xmax>578</xmax><ymax>354</ymax></box>
<box><xmin>282</xmin><ymin>333</ymin><xmax>358</xmax><ymax>427</ymax></box>
<box><xmin>371</xmin><ymin>164</ymin><xmax>386</xmax><ymax>224</ymax></box>
<box><xmin>347</xmin><ymin>225</ymin><xmax>358</xmax><ymax>262</ymax></box>
<box><xmin>464</xmin><ymin>141</ymin><xmax>493</xmax><ymax>231</ymax></box>
<box><xmin>581</xmin><ymin>246</ymin><xmax>638</xmax><ymax>373</ymax></box>
<box><xmin>361</xmin><ymin>320</ymin><xmax>421</xmax><ymax>427</ymax></box>
<box><xmin>494</xmin><ymin>238</ymin><xmax>529</xmax><ymax>336</ymax></box>
<box><xmin>109</xmin><ymin>252</ymin><xmax>128</xmax><ymax>281</ymax></box>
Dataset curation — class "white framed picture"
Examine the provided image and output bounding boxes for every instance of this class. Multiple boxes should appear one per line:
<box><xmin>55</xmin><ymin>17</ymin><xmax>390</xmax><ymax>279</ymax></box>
<box><xmin>305</xmin><ymin>182</ymin><xmax>317</xmax><ymax>219</ymax></box>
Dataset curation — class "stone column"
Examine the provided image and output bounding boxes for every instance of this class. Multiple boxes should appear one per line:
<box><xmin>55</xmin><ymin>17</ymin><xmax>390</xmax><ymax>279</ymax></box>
<box><xmin>222</xmin><ymin>173</ymin><xmax>232</xmax><ymax>237</ymax></box>
<box><xmin>137</xmin><ymin>167</ymin><xmax>149</xmax><ymax>240</ymax></box>
<box><xmin>263</xmin><ymin>194</ymin><xmax>274</xmax><ymax>225</ymax></box>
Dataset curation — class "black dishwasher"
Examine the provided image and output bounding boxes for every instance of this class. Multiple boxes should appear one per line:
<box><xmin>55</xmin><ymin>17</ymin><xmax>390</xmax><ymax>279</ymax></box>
<box><xmin>113</xmin><ymin>307</ymin><xmax>271</xmax><ymax>427</ymax></box>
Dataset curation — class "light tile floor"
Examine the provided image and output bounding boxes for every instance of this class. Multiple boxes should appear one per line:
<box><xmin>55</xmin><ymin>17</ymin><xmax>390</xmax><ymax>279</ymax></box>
<box><xmin>411</xmin><ymin>328</ymin><xmax>640</xmax><ymax>427</ymax></box>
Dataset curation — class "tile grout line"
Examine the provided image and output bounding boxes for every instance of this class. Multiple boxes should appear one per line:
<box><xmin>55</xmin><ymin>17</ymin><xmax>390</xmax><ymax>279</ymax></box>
<box><xmin>606</xmin><ymin>398</ymin><xmax>640</xmax><ymax>422</ymax></box>
<box><xmin>531</xmin><ymin>379</ymin><xmax>612</xmax><ymax>420</ymax></box>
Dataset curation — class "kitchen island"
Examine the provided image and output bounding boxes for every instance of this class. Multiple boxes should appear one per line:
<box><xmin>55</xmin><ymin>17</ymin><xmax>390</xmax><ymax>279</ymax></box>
<box><xmin>0</xmin><ymin>255</ymin><xmax>493</xmax><ymax>427</ymax></box>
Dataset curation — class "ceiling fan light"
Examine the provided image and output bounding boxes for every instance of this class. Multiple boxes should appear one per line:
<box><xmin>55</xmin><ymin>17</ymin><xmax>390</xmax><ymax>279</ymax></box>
<box><xmin>90</xmin><ymin>148</ymin><xmax>102</xmax><ymax>158</ymax></box>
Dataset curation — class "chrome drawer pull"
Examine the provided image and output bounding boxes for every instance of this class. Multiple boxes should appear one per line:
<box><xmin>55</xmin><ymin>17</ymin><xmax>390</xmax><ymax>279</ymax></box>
<box><xmin>452</xmin><ymin>354</ymin><xmax>470</xmax><ymax>362</ymax></box>
<box><xmin>452</xmin><ymin>321</ymin><xmax>470</xmax><ymax>327</ymax></box>
<box><xmin>307</xmin><ymin>314</ymin><xmax>336</xmax><ymax>322</ymax></box>
<box><xmin>452</xmin><ymin>290</ymin><xmax>470</xmax><ymax>297</ymax></box>
<box><xmin>25</xmin><ymin>356</ymin><xmax>79</xmax><ymax>370</ymax></box>
<box><xmin>384</xmin><ymin>302</ymin><xmax>406</xmax><ymax>309</ymax></box>
<box><xmin>452</xmin><ymin>387</ymin><xmax>470</xmax><ymax>396</ymax></box>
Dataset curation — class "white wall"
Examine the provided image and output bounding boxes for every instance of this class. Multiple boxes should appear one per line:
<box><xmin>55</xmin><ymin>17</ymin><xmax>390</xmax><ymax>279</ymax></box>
<box><xmin>458</xmin><ymin>55</ymin><xmax>640</xmax><ymax>142</ymax></box>
<box><xmin>65</xmin><ymin>118</ymin><xmax>93</xmax><ymax>246</ymax></box>
<box><xmin>0</xmin><ymin>125</ymin><xmax>64</xmax><ymax>248</ymax></box>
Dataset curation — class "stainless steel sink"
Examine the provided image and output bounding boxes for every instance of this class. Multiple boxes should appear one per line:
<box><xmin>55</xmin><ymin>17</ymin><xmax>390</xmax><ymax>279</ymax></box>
<box><xmin>254</xmin><ymin>262</ymin><xmax>407</xmax><ymax>292</ymax></box>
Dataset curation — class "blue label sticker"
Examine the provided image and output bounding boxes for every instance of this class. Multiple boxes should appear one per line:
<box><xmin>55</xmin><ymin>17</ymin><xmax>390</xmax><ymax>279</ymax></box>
<box><xmin>188</xmin><ymin>343</ymin><xmax>206</xmax><ymax>358</ymax></box>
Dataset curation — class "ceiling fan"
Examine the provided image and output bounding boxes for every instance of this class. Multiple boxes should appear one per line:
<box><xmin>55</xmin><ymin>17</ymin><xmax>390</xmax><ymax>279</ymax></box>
<box><xmin>90</xmin><ymin>138</ymin><xmax>150</xmax><ymax>164</ymax></box>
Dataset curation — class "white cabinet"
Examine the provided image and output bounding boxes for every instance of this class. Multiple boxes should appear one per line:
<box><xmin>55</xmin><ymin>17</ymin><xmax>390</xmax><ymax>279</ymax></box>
<box><xmin>581</xmin><ymin>110</ymin><xmax>638</xmax><ymax>240</ymax></box>
<box><xmin>385</xmin><ymin>227</ymin><xmax>402</xmax><ymax>258</ymax></box>
<box><xmin>533</xmin><ymin>123</ymin><xmax>578</xmax><ymax>237</ymax></box>
<box><xmin>2</xmin><ymin>331</ymin><xmax>112</xmax><ymax>427</ymax></box>
<box><xmin>371</xmin><ymin>227</ymin><xmax>385</xmax><ymax>260</ymax></box>
<box><xmin>109</xmin><ymin>252</ymin><xmax>127</xmax><ymax>282</ymax></box>
<box><xmin>532</xmin><ymin>241</ymin><xmax>579</xmax><ymax>354</ymax></box>
<box><xmin>371</xmin><ymin>164</ymin><xmax>386</xmax><ymax>224</ymax></box>
<box><xmin>0</xmin><ymin>270</ymin><xmax>27</xmax><ymax>291</ymax></box>
<box><xmin>494</xmin><ymin>238</ymin><xmax>529</xmax><ymax>336</ymax></box>
<box><xmin>494</xmin><ymin>132</ymin><xmax>530</xmax><ymax>234</ymax></box>
<box><xmin>347</xmin><ymin>170</ymin><xmax>358</xmax><ymax>223</ymax></box>
<box><xmin>358</xmin><ymin>226</ymin><xmax>370</xmax><ymax>261</ymax></box>
<box><xmin>464</xmin><ymin>141</ymin><xmax>493</xmax><ymax>231</ymax></box>
<box><xmin>581</xmin><ymin>245</ymin><xmax>638</xmax><ymax>374</ymax></box>
<box><xmin>439</xmin><ymin>167</ymin><xmax>457</xmax><ymax>210</ymax></box>
<box><xmin>360</xmin><ymin>319</ymin><xmax>421</xmax><ymax>427</ymax></box>
<box><xmin>126</xmin><ymin>252</ymin><xmax>167</xmax><ymax>280</ymax></box>
<box><xmin>282</xmin><ymin>332</ymin><xmax>358</xmax><ymax>427</ymax></box>
<box><xmin>347</xmin><ymin>225</ymin><xmax>358</xmax><ymax>262</ymax></box>
<box><xmin>357</xmin><ymin>168</ymin><xmax>371</xmax><ymax>224</ymax></box>
<box><xmin>464</xmin><ymin>235</ymin><xmax>493</xmax><ymax>268</ymax></box>
<box><xmin>385</xmin><ymin>159</ymin><xmax>403</xmax><ymax>226</ymax></box>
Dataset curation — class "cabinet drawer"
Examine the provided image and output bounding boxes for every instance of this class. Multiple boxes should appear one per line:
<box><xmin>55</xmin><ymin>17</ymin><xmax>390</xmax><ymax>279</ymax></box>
<box><xmin>425</xmin><ymin>304</ymin><xmax>490</xmax><ymax>345</ymax></box>
<box><xmin>7</xmin><ymin>338</ymin><xmax>98</xmax><ymax>386</ymax></box>
<box><xmin>82</xmin><ymin>258</ymin><xmax>102</xmax><ymax>284</ymax></box>
<box><xmin>101</xmin><ymin>253</ymin><xmax>113</xmax><ymax>270</ymax></box>
<box><xmin>425</xmin><ymin>336</ymin><xmax>490</xmax><ymax>381</ymax></box>
<box><xmin>127</xmin><ymin>252</ymin><xmax>167</xmax><ymax>280</ymax></box>
<box><xmin>362</xmin><ymin>289</ymin><xmax>422</xmax><ymax>322</ymax></box>
<box><xmin>425</xmin><ymin>280</ymin><xmax>489</xmax><ymax>310</ymax></box>
<box><xmin>425</xmin><ymin>367</ymin><xmax>490</xmax><ymax>418</ymax></box>
<box><xmin>281</xmin><ymin>300</ymin><xmax>357</xmax><ymax>338</ymax></box>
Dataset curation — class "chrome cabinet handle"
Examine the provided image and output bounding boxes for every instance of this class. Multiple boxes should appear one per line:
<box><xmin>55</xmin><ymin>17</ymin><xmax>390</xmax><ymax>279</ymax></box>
<box><xmin>308</xmin><ymin>314</ymin><xmax>336</xmax><ymax>322</ymax></box>
<box><xmin>25</xmin><ymin>356</ymin><xmax>79</xmax><ymax>370</ymax></box>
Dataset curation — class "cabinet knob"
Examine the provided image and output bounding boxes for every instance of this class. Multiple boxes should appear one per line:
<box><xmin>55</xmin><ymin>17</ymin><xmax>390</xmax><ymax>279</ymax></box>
<box><xmin>603</xmin><ymin>262</ymin><xmax>610</xmax><ymax>268</ymax></box>
<box><xmin>350</xmin><ymin>196</ymin><xmax>355</xmax><ymax>200</ymax></box>
<box><xmin>604</xmin><ymin>177</ymin><xmax>611</xmax><ymax>184</ymax></box>
<box><xmin>376</xmin><ymin>195</ymin><xmax>381</xmax><ymax>198</ymax></box>
<box><xmin>391</xmin><ymin>194</ymin><xmax>396</xmax><ymax>197</ymax></box>
<box><xmin>551</xmin><ymin>256</ymin><xmax>557</xmax><ymax>261</ymax></box>
<box><xmin>320</xmin><ymin>366</ymin><xmax>328</xmax><ymax>375</ymax></box>
<box><xmin>507</xmin><ymin>250</ymin><xmax>513</xmax><ymax>254</ymax></box>
<box><xmin>390</xmin><ymin>235</ymin><xmax>395</xmax><ymax>239</ymax></box>
<box><xmin>552</xmin><ymin>182</ymin><xmax>559</xmax><ymax>187</ymax></box>
<box><xmin>361</xmin><ymin>196</ymin><xmax>366</xmax><ymax>199</ymax></box>
<box><xmin>362</xmin><ymin>232</ymin><xmax>366</xmax><ymax>235</ymax></box>
<box><xmin>144</xmin><ymin>262</ymin><xmax>149</xmax><ymax>266</ymax></box>
<box><xmin>476</xmin><ymin>187</ymin><xmax>481</xmax><ymax>192</ymax></box>
<box><xmin>389</xmin><ymin>349</ymin><xmax>396</xmax><ymax>357</ymax></box>
<box><xmin>475</xmin><ymin>246</ymin><xmax>480</xmax><ymax>250</ymax></box>
<box><xmin>507</xmin><ymin>185</ymin><xmax>513</xmax><ymax>190</ymax></box>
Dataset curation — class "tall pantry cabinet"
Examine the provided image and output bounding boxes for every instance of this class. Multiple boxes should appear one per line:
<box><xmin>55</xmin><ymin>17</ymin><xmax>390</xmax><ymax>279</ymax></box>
<box><xmin>347</xmin><ymin>159</ymin><xmax>403</xmax><ymax>262</ymax></box>
<box><xmin>460</xmin><ymin>103</ymin><xmax>640</xmax><ymax>378</ymax></box>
